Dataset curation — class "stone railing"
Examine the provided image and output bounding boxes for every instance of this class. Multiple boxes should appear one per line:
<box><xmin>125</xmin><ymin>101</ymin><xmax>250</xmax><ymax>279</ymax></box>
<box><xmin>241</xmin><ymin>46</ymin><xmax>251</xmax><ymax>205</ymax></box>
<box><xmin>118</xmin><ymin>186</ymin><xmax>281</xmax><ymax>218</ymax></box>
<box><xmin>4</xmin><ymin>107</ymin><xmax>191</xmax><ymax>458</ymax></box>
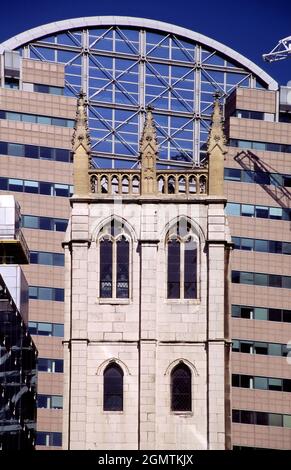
<box><xmin>156</xmin><ymin>170</ymin><xmax>207</xmax><ymax>195</ymax></box>
<box><xmin>89</xmin><ymin>170</ymin><xmax>141</xmax><ymax>195</ymax></box>
<box><xmin>88</xmin><ymin>169</ymin><xmax>208</xmax><ymax>196</ymax></box>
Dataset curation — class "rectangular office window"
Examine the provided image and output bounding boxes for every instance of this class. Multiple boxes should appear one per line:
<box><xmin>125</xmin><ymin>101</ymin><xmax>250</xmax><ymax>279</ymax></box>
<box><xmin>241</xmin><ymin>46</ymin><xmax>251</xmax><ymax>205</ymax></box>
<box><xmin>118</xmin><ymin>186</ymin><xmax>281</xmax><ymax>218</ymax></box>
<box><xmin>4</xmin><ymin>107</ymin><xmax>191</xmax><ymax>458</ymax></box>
<box><xmin>269</xmin><ymin>308</ymin><xmax>281</xmax><ymax>322</ymax></box>
<box><xmin>24</xmin><ymin>144</ymin><xmax>39</xmax><ymax>158</ymax></box>
<box><xmin>22</xmin><ymin>113</ymin><xmax>37</xmax><ymax>123</ymax></box>
<box><xmin>282</xmin><ymin>242</ymin><xmax>291</xmax><ymax>255</ymax></box>
<box><xmin>254</xmin><ymin>342</ymin><xmax>268</xmax><ymax>355</ymax></box>
<box><xmin>6</xmin><ymin>112</ymin><xmax>21</xmax><ymax>121</ymax></box>
<box><xmin>232</xmin><ymin>340</ymin><xmax>240</xmax><ymax>352</ymax></box>
<box><xmin>256</xmin><ymin>412</ymin><xmax>268</xmax><ymax>426</ymax></box>
<box><xmin>269</xmin><ymin>274</ymin><xmax>282</xmax><ymax>288</ymax></box>
<box><xmin>39</xmin><ymin>217</ymin><xmax>52</xmax><ymax>230</ymax></box>
<box><xmin>7</xmin><ymin>142</ymin><xmax>24</xmax><ymax>157</ymax></box>
<box><xmin>28</xmin><ymin>321</ymin><xmax>37</xmax><ymax>335</ymax></box>
<box><xmin>241</xmin><ymin>204</ymin><xmax>254</xmax><ymax>217</ymax></box>
<box><xmin>254</xmin><ymin>273</ymin><xmax>268</xmax><ymax>286</ymax></box>
<box><xmin>22</xmin><ymin>215</ymin><xmax>39</xmax><ymax>229</ymax></box>
<box><xmin>40</xmin><ymin>147</ymin><xmax>53</xmax><ymax>160</ymax></box>
<box><xmin>282</xmin><ymin>277</ymin><xmax>291</xmax><ymax>289</ymax></box>
<box><xmin>0</xmin><ymin>141</ymin><xmax>8</xmax><ymax>154</ymax></box>
<box><xmin>39</xmin><ymin>182</ymin><xmax>53</xmax><ymax>195</ymax></box>
<box><xmin>254</xmin><ymin>308</ymin><xmax>268</xmax><ymax>320</ymax></box>
<box><xmin>283</xmin><ymin>310</ymin><xmax>291</xmax><ymax>323</ymax></box>
<box><xmin>0</xmin><ymin>177</ymin><xmax>8</xmax><ymax>190</ymax></box>
<box><xmin>270</xmin><ymin>414</ymin><xmax>283</xmax><ymax>427</ymax></box>
<box><xmin>241</xmin><ymin>307</ymin><xmax>254</xmax><ymax>319</ymax></box>
<box><xmin>254</xmin><ymin>239</ymin><xmax>268</xmax><ymax>252</ymax></box>
<box><xmin>269</xmin><ymin>207</ymin><xmax>283</xmax><ymax>220</ymax></box>
<box><xmin>55</xmin><ymin>148</ymin><xmax>70</xmax><ymax>162</ymax></box>
<box><xmin>38</xmin><ymin>287</ymin><xmax>53</xmax><ymax>301</ymax></box>
<box><xmin>241</xmin><ymin>238</ymin><xmax>253</xmax><ymax>250</ymax></box>
<box><xmin>226</xmin><ymin>203</ymin><xmax>240</xmax><ymax>216</ymax></box>
<box><xmin>224</xmin><ymin>168</ymin><xmax>241</xmax><ymax>181</ymax></box>
<box><xmin>231</xmin><ymin>305</ymin><xmax>241</xmax><ymax>318</ymax></box>
<box><xmin>38</xmin><ymin>323</ymin><xmax>53</xmax><ymax>336</ymax></box>
<box><xmin>53</xmin><ymin>253</ymin><xmax>65</xmax><ymax>266</ymax></box>
<box><xmin>38</xmin><ymin>252</ymin><xmax>53</xmax><ymax>265</ymax></box>
<box><xmin>231</xmin><ymin>271</ymin><xmax>240</xmax><ymax>283</ymax></box>
<box><xmin>54</xmin><ymin>184</ymin><xmax>69</xmax><ymax>197</ymax></box>
<box><xmin>255</xmin><ymin>206</ymin><xmax>269</xmax><ymax>218</ymax></box>
<box><xmin>241</xmin><ymin>410</ymin><xmax>254</xmax><ymax>424</ymax></box>
<box><xmin>254</xmin><ymin>377</ymin><xmax>268</xmax><ymax>390</ymax></box>
<box><xmin>240</xmin><ymin>342</ymin><xmax>252</xmax><ymax>353</ymax></box>
<box><xmin>269</xmin><ymin>378</ymin><xmax>282</xmax><ymax>391</ymax></box>
<box><xmin>37</xmin><ymin>116</ymin><xmax>51</xmax><ymax>125</ymax></box>
<box><xmin>53</xmin><ymin>324</ymin><xmax>64</xmax><ymax>337</ymax></box>
<box><xmin>241</xmin><ymin>272</ymin><xmax>254</xmax><ymax>285</ymax></box>
<box><xmin>24</xmin><ymin>180</ymin><xmax>39</xmax><ymax>194</ymax></box>
<box><xmin>269</xmin><ymin>240</ymin><xmax>282</xmax><ymax>253</ymax></box>
<box><xmin>51</xmin><ymin>396</ymin><xmax>63</xmax><ymax>409</ymax></box>
<box><xmin>8</xmin><ymin>178</ymin><xmax>23</xmax><ymax>192</ymax></box>
<box><xmin>54</xmin><ymin>219</ymin><xmax>68</xmax><ymax>232</ymax></box>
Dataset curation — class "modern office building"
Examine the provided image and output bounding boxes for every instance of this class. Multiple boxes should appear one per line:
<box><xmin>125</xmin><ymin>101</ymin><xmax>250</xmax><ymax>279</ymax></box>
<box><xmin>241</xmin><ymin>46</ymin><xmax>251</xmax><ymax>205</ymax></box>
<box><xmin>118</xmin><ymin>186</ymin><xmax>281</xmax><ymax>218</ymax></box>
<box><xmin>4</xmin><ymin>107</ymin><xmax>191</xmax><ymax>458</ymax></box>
<box><xmin>0</xmin><ymin>16</ymin><xmax>290</xmax><ymax>449</ymax></box>
<box><xmin>0</xmin><ymin>195</ymin><xmax>37</xmax><ymax>450</ymax></box>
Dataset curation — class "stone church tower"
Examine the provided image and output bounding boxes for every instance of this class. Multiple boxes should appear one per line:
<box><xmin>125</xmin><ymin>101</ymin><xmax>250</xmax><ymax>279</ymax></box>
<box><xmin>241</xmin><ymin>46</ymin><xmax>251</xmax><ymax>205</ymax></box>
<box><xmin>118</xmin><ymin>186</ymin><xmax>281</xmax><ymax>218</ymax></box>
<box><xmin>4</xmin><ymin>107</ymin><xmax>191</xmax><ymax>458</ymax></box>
<box><xmin>62</xmin><ymin>93</ymin><xmax>232</xmax><ymax>450</ymax></box>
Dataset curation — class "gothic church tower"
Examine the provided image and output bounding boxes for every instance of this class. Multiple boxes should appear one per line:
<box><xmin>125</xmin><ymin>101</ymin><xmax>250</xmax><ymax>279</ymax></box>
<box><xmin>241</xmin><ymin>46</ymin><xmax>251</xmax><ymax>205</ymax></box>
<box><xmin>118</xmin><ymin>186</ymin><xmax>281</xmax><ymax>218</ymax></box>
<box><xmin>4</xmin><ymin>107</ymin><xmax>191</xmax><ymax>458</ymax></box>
<box><xmin>62</xmin><ymin>93</ymin><xmax>232</xmax><ymax>450</ymax></box>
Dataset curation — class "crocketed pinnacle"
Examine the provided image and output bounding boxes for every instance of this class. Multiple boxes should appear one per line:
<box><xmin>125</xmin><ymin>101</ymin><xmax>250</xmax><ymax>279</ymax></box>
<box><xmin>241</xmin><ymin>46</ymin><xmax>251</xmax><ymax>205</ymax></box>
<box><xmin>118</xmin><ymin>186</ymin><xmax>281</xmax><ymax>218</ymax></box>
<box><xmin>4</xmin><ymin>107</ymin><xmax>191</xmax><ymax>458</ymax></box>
<box><xmin>207</xmin><ymin>93</ymin><xmax>226</xmax><ymax>154</ymax></box>
<box><xmin>140</xmin><ymin>105</ymin><xmax>159</xmax><ymax>159</ymax></box>
<box><xmin>72</xmin><ymin>91</ymin><xmax>91</xmax><ymax>153</ymax></box>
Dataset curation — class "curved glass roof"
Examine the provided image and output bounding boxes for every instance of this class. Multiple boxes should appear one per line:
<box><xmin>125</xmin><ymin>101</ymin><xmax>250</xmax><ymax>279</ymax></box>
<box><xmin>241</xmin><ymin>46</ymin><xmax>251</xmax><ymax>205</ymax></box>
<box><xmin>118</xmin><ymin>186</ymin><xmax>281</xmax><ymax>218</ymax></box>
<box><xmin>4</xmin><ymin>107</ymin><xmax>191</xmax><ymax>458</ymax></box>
<box><xmin>0</xmin><ymin>17</ymin><xmax>278</xmax><ymax>169</ymax></box>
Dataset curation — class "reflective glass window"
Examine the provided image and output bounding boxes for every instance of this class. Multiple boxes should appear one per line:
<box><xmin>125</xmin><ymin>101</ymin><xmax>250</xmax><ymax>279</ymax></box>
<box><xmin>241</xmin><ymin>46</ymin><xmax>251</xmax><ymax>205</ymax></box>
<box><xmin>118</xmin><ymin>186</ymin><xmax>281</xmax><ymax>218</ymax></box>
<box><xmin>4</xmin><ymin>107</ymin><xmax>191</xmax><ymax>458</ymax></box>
<box><xmin>7</xmin><ymin>143</ymin><xmax>24</xmax><ymax>156</ymax></box>
<box><xmin>270</xmin><ymin>414</ymin><xmax>283</xmax><ymax>427</ymax></box>
<box><xmin>269</xmin><ymin>308</ymin><xmax>281</xmax><ymax>322</ymax></box>
<box><xmin>24</xmin><ymin>145</ymin><xmax>39</xmax><ymax>158</ymax></box>
<box><xmin>254</xmin><ymin>239</ymin><xmax>268</xmax><ymax>252</ymax></box>
<box><xmin>254</xmin><ymin>342</ymin><xmax>268</xmax><ymax>355</ymax></box>
<box><xmin>269</xmin><ymin>274</ymin><xmax>282</xmax><ymax>288</ymax></box>
<box><xmin>254</xmin><ymin>307</ymin><xmax>268</xmax><ymax>320</ymax></box>
<box><xmin>283</xmin><ymin>415</ymin><xmax>291</xmax><ymax>428</ymax></box>
<box><xmin>254</xmin><ymin>377</ymin><xmax>268</xmax><ymax>390</ymax></box>
<box><xmin>51</xmin><ymin>396</ymin><xmax>63</xmax><ymax>409</ymax></box>
<box><xmin>269</xmin><ymin>378</ymin><xmax>282</xmax><ymax>391</ymax></box>
<box><xmin>24</xmin><ymin>180</ymin><xmax>39</xmax><ymax>194</ymax></box>
<box><xmin>53</xmin><ymin>324</ymin><xmax>64</xmax><ymax>337</ymax></box>
<box><xmin>282</xmin><ymin>276</ymin><xmax>291</xmax><ymax>289</ymax></box>
<box><xmin>241</xmin><ymin>204</ymin><xmax>254</xmax><ymax>217</ymax></box>
<box><xmin>241</xmin><ymin>238</ymin><xmax>253</xmax><ymax>251</ymax></box>
<box><xmin>226</xmin><ymin>203</ymin><xmax>240</xmax><ymax>216</ymax></box>
<box><xmin>254</xmin><ymin>273</ymin><xmax>268</xmax><ymax>286</ymax></box>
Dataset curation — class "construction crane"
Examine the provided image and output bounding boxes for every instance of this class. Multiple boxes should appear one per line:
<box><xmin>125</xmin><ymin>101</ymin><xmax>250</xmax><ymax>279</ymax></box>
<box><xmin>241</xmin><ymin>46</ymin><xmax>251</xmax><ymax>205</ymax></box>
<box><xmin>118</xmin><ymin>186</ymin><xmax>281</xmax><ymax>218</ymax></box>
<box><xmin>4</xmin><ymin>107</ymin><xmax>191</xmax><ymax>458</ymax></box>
<box><xmin>263</xmin><ymin>36</ymin><xmax>291</xmax><ymax>62</ymax></box>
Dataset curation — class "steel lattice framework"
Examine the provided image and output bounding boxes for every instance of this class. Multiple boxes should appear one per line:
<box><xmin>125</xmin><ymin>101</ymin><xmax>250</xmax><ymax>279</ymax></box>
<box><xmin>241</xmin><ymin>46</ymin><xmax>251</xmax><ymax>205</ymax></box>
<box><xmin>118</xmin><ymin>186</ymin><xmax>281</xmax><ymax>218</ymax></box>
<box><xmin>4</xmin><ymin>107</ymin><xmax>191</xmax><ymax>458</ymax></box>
<box><xmin>263</xmin><ymin>36</ymin><xmax>291</xmax><ymax>62</ymax></box>
<box><xmin>0</xmin><ymin>17</ymin><xmax>278</xmax><ymax>169</ymax></box>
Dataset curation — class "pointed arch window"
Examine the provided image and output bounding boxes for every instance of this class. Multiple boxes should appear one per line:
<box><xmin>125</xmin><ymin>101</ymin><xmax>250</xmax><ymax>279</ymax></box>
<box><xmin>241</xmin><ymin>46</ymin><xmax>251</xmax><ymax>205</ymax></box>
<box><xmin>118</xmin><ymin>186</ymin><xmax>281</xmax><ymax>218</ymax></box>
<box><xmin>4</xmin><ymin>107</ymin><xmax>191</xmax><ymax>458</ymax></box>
<box><xmin>103</xmin><ymin>363</ymin><xmax>124</xmax><ymax>411</ymax></box>
<box><xmin>171</xmin><ymin>363</ymin><xmax>192</xmax><ymax>412</ymax></box>
<box><xmin>99</xmin><ymin>220</ymin><xmax>130</xmax><ymax>299</ymax></box>
<box><xmin>167</xmin><ymin>220</ymin><xmax>198</xmax><ymax>299</ymax></box>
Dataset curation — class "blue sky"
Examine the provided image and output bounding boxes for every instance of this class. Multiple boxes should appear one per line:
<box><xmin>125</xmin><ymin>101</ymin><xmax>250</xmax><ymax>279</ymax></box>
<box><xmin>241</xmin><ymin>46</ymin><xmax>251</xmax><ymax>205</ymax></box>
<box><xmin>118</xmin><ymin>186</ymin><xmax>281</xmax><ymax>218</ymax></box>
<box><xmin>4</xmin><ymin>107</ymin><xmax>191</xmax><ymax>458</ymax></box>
<box><xmin>0</xmin><ymin>0</ymin><xmax>290</xmax><ymax>85</ymax></box>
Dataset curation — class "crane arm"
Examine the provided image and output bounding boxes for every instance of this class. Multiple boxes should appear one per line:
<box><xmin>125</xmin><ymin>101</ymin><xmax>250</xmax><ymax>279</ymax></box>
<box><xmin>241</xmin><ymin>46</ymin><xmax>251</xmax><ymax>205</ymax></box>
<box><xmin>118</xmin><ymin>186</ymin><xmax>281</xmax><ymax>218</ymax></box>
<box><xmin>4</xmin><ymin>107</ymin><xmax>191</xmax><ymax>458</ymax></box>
<box><xmin>263</xmin><ymin>36</ymin><xmax>291</xmax><ymax>62</ymax></box>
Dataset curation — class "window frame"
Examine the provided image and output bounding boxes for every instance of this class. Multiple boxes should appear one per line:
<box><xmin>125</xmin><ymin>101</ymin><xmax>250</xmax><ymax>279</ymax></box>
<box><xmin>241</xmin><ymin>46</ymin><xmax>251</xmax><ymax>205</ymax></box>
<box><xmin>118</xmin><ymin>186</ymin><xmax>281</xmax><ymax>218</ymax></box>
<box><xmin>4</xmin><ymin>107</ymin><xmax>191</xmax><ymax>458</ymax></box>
<box><xmin>166</xmin><ymin>221</ymin><xmax>199</xmax><ymax>301</ymax></box>
<box><xmin>98</xmin><ymin>221</ymin><xmax>131</xmax><ymax>301</ymax></box>
<box><xmin>103</xmin><ymin>362</ymin><xmax>124</xmax><ymax>412</ymax></box>
<box><xmin>170</xmin><ymin>362</ymin><xmax>192</xmax><ymax>413</ymax></box>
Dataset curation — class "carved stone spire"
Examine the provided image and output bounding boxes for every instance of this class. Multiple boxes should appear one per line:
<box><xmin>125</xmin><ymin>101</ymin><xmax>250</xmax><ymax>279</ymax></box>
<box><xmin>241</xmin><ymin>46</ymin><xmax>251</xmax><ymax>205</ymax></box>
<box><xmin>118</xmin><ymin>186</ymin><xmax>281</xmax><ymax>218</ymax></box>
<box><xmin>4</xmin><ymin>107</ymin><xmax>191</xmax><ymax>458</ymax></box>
<box><xmin>140</xmin><ymin>106</ymin><xmax>159</xmax><ymax>195</ymax></box>
<box><xmin>72</xmin><ymin>91</ymin><xmax>91</xmax><ymax>196</ymax></box>
<box><xmin>207</xmin><ymin>93</ymin><xmax>226</xmax><ymax>196</ymax></box>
